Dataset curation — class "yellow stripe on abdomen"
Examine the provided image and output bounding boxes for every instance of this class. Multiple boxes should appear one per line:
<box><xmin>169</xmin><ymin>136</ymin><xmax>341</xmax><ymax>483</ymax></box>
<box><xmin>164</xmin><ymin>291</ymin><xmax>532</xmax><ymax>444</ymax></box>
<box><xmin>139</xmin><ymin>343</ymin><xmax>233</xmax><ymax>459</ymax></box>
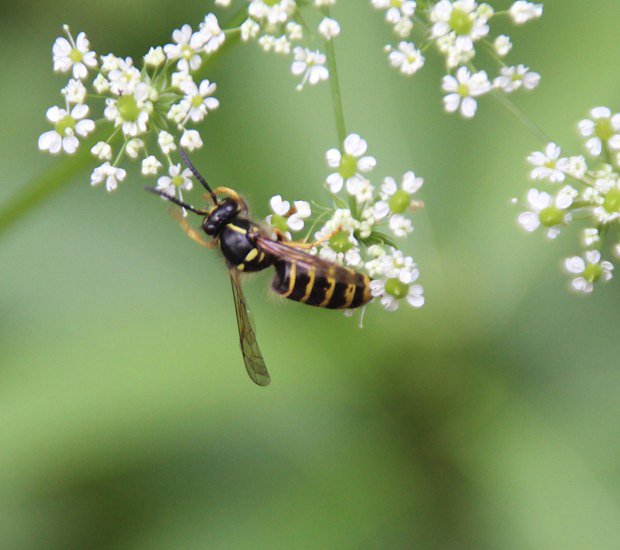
<box><xmin>300</xmin><ymin>266</ymin><xmax>316</xmax><ymax>303</ymax></box>
<box><xmin>281</xmin><ymin>261</ymin><xmax>297</xmax><ymax>298</ymax></box>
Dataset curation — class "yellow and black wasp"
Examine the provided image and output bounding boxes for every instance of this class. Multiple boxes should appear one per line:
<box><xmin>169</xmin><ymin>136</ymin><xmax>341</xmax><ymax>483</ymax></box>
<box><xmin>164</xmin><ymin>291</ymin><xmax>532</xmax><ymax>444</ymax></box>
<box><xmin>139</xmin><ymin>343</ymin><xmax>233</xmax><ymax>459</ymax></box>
<box><xmin>147</xmin><ymin>150</ymin><xmax>372</xmax><ymax>386</ymax></box>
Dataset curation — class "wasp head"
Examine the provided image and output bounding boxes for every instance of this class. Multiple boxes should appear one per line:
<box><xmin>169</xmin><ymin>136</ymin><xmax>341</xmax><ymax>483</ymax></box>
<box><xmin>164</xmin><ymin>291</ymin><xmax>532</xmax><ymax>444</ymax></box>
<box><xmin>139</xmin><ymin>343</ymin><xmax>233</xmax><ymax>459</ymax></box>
<box><xmin>202</xmin><ymin>198</ymin><xmax>241</xmax><ymax>236</ymax></box>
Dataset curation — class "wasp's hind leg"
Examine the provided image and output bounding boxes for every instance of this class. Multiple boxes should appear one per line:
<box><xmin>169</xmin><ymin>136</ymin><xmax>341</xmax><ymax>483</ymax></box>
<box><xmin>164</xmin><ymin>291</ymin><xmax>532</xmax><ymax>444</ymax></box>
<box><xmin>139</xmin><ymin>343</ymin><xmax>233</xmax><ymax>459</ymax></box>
<box><xmin>169</xmin><ymin>209</ymin><xmax>216</xmax><ymax>248</ymax></box>
<box><xmin>287</xmin><ymin>228</ymin><xmax>342</xmax><ymax>250</ymax></box>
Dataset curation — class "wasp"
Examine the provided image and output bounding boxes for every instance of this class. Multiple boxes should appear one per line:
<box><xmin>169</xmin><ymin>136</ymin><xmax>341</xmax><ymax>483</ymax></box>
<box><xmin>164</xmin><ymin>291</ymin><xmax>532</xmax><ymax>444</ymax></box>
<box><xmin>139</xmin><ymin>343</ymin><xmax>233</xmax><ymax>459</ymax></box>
<box><xmin>146</xmin><ymin>150</ymin><xmax>372</xmax><ymax>386</ymax></box>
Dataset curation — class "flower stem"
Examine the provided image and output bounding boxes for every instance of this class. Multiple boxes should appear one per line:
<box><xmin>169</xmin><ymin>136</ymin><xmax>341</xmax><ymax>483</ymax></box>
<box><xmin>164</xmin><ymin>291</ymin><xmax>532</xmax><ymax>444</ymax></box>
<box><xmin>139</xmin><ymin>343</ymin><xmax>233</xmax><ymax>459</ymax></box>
<box><xmin>0</xmin><ymin>151</ymin><xmax>94</xmax><ymax>237</ymax></box>
<box><xmin>491</xmin><ymin>89</ymin><xmax>550</xmax><ymax>144</ymax></box>
<box><xmin>322</xmin><ymin>8</ymin><xmax>347</xmax><ymax>145</ymax></box>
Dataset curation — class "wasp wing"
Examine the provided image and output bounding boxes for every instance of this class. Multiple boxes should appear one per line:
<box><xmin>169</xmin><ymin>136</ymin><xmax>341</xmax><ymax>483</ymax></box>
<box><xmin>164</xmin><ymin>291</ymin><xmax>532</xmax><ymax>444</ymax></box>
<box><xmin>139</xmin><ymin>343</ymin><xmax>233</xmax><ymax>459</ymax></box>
<box><xmin>255</xmin><ymin>236</ymin><xmax>364</xmax><ymax>285</ymax></box>
<box><xmin>228</xmin><ymin>268</ymin><xmax>271</xmax><ymax>387</ymax></box>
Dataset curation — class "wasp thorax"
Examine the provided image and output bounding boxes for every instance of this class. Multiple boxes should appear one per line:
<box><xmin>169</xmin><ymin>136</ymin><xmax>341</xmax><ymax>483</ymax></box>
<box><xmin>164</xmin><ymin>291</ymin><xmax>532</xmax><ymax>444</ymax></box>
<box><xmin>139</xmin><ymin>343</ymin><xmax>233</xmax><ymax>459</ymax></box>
<box><xmin>202</xmin><ymin>198</ymin><xmax>240</xmax><ymax>236</ymax></box>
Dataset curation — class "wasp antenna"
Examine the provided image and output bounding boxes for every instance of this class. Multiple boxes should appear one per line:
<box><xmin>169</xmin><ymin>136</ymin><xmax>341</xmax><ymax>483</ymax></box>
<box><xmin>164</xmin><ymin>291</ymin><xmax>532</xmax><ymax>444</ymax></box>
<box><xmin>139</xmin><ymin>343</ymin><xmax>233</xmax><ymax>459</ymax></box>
<box><xmin>144</xmin><ymin>186</ymin><xmax>209</xmax><ymax>215</ymax></box>
<box><xmin>178</xmin><ymin>148</ymin><xmax>218</xmax><ymax>205</ymax></box>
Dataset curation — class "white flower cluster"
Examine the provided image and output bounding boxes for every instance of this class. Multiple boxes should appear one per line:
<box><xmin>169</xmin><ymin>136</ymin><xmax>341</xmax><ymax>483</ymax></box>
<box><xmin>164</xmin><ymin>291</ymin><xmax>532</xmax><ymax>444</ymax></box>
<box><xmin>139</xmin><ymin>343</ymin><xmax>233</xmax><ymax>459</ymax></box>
<box><xmin>518</xmin><ymin>106</ymin><xmax>620</xmax><ymax>294</ymax></box>
<box><xmin>217</xmin><ymin>0</ymin><xmax>336</xmax><ymax>90</ymax></box>
<box><xmin>265</xmin><ymin>133</ymin><xmax>425</xmax><ymax>311</ymax></box>
<box><xmin>373</xmin><ymin>0</ymin><xmax>543</xmax><ymax>118</ymax></box>
<box><xmin>39</xmin><ymin>20</ymin><xmax>225</xmax><ymax>198</ymax></box>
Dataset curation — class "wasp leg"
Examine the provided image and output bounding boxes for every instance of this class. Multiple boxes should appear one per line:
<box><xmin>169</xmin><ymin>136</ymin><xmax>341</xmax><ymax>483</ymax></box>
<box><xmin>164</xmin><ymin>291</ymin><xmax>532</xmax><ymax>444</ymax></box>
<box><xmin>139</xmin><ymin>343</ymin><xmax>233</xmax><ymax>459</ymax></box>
<box><xmin>287</xmin><ymin>228</ymin><xmax>341</xmax><ymax>250</ymax></box>
<box><xmin>169</xmin><ymin>209</ymin><xmax>216</xmax><ymax>249</ymax></box>
<box><xmin>273</xmin><ymin>229</ymin><xmax>290</xmax><ymax>242</ymax></box>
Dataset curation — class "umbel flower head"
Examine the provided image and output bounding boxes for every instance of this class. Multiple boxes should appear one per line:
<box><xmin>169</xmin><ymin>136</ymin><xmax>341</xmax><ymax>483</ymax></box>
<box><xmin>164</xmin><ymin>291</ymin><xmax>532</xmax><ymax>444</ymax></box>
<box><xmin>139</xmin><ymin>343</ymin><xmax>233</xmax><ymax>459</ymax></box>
<box><xmin>370</xmin><ymin>0</ymin><xmax>543</xmax><ymax>118</ymax></box>
<box><xmin>518</xmin><ymin>105</ymin><xmax>620</xmax><ymax>295</ymax></box>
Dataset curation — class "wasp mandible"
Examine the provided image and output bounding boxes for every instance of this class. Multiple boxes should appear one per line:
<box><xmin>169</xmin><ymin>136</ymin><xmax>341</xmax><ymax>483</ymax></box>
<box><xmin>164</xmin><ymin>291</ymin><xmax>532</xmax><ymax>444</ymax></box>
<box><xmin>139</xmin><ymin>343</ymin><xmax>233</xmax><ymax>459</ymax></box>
<box><xmin>146</xmin><ymin>150</ymin><xmax>372</xmax><ymax>386</ymax></box>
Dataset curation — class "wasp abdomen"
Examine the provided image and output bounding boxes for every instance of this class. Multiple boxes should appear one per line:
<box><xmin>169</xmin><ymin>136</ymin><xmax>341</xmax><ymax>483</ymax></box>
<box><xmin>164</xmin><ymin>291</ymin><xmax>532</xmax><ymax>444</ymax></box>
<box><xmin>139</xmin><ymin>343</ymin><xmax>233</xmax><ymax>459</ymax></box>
<box><xmin>272</xmin><ymin>259</ymin><xmax>371</xmax><ymax>309</ymax></box>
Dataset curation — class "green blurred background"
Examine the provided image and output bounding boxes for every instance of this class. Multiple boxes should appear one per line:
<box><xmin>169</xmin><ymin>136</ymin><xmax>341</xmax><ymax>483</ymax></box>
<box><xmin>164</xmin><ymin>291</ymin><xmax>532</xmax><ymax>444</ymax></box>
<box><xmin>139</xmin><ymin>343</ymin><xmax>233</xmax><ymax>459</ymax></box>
<box><xmin>1</xmin><ymin>1</ymin><xmax>619</xmax><ymax>548</ymax></box>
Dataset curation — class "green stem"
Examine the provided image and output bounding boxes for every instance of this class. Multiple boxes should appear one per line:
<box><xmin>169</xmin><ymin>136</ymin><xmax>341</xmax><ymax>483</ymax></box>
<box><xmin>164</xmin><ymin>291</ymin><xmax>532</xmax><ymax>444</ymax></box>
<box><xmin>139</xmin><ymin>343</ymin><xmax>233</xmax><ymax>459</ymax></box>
<box><xmin>0</xmin><ymin>152</ymin><xmax>94</xmax><ymax>236</ymax></box>
<box><xmin>0</xmin><ymin>9</ymin><xmax>246</xmax><ymax>240</ymax></box>
<box><xmin>491</xmin><ymin>89</ymin><xmax>550</xmax><ymax>144</ymax></box>
<box><xmin>322</xmin><ymin>8</ymin><xmax>347</xmax><ymax>145</ymax></box>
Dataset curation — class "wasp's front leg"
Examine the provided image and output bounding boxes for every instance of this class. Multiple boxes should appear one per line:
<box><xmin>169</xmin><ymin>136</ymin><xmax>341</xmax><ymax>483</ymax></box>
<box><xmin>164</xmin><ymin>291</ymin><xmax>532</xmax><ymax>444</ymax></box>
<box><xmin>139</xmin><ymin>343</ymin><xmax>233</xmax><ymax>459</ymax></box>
<box><xmin>169</xmin><ymin>209</ymin><xmax>217</xmax><ymax>249</ymax></box>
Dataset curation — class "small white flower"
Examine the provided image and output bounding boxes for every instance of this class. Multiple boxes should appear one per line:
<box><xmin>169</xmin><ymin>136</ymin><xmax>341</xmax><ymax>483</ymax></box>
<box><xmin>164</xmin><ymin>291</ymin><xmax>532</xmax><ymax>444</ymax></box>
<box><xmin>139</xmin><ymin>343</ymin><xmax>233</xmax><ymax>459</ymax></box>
<box><xmin>374</xmin><ymin>171</ymin><xmax>424</xmax><ymax>219</ymax></box>
<box><xmin>430</xmin><ymin>0</ymin><xmax>490</xmax><ymax>52</ymax></box>
<box><xmin>156</xmin><ymin>163</ymin><xmax>194</xmax><ymax>197</ymax></box>
<box><xmin>126</xmin><ymin>138</ymin><xmax>144</xmax><ymax>159</ymax></box>
<box><xmin>176</xmin><ymin>79</ymin><xmax>220</xmax><ymax>124</ymax></box>
<box><xmin>564</xmin><ymin>250</ymin><xmax>613</xmax><ymax>294</ymax></box>
<box><xmin>180</xmin><ymin>129</ymin><xmax>204</xmax><ymax>151</ymax></box>
<box><xmin>158</xmin><ymin>130</ymin><xmax>177</xmax><ymax>155</ymax></box>
<box><xmin>527</xmin><ymin>143</ymin><xmax>570</xmax><ymax>183</ymax></box>
<box><xmin>577</xmin><ymin>107</ymin><xmax>620</xmax><ymax>157</ymax></box>
<box><xmin>371</xmin><ymin>0</ymin><xmax>417</xmax><ymax>25</ymax></box>
<box><xmin>494</xmin><ymin>35</ymin><xmax>512</xmax><ymax>57</ymax></box>
<box><xmin>266</xmin><ymin>195</ymin><xmax>312</xmax><ymax>234</ymax></box>
<box><xmin>164</xmin><ymin>25</ymin><xmax>205</xmax><ymax>72</ymax></box>
<box><xmin>581</xmin><ymin>228</ymin><xmax>600</xmax><ymax>247</ymax></box>
<box><xmin>241</xmin><ymin>19</ymin><xmax>260</xmax><ymax>42</ymax></box>
<box><xmin>104</xmin><ymin>83</ymin><xmax>152</xmax><ymax>137</ymax></box>
<box><xmin>144</xmin><ymin>46</ymin><xmax>166</xmax><ymax>67</ymax></box>
<box><xmin>325</xmin><ymin>133</ymin><xmax>376</xmax><ymax>194</ymax></box>
<box><xmin>518</xmin><ymin>186</ymin><xmax>576</xmax><ymax>239</ymax></box>
<box><xmin>106</xmin><ymin>57</ymin><xmax>141</xmax><ymax>95</ymax></box>
<box><xmin>93</xmin><ymin>73</ymin><xmax>110</xmax><ymax>94</ymax></box>
<box><xmin>90</xmin><ymin>162</ymin><xmax>127</xmax><ymax>192</ymax></box>
<box><xmin>53</xmin><ymin>28</ymin><xmax>97</xmax><ymax>80</ymax></box>
<box><xmin>318</xmin><ymin>17</ymin><xmax>341</xmax><ymax>39</ymax></box>
<box><xmin>369</xmin><ymin>251</ymin><xmax>424</xmax><ymax>310</ymax></box>
<box><xmin>291</xmin><ymin>47</ymin><xmax>329</xmax><ymax>90</ymax></box>
<box><xmin>249</xmin><ymin>0</ymin><xmax>296</xmax><ymax>26</ymax></box>
<box><xmin>386</xmin><ymin>42</ymin><xmax>425</xmax><ymax>76</ymax></box>
<box><xmin>215</xmin><ymin>0</ymin><xmax>232</xmax><ymax>6</ymax></box>
<box><xmin>494</xmin><ymin>65</ymin><xmax>540</xmax><ymax>93</ymax></box>
<box><xmin>442</xmin><ymin>67</ymin><xmax>491</xmax><ymax>118</ymax></box>
<box><xmin>286</xmin><ymin>21</ymin><xmax>304</xmax><ymax>41</ymax></box>
<box><xmin>91</xmin><ymin>141</ymin><xmax>112</xmax><ymax>160</ymax></box>
<box><xmin>142</xmin><ymin>155</ymin><xmax>163</xmax><ymax>176</ymax></box>
<box><xmin>38</xmin><ymin>104</ymin><xmax>95</xmax><ymax>155</ymax></box>
<box><xmin>389</xmin><ymin>215</ymin><xmax>413</xmax><ymax>237</ymax></box>
<box><xmin>61</xmin><ymin>79</ymin><xmax>87</xmax><ymax>104</ymax></box>
<box><xmin>198</xmin><ymin>14</ymin><xmax>226</xmax><ymax>54</ymax></box>
<box><xmin>509</xmin><ymin>1</ymin><xmax>543</xmax><ymax>25</ymax></box>
<box><xmin>346</xmin><ymin>178</ymin><xmax>375</xmax><ymax>204</ymax></box>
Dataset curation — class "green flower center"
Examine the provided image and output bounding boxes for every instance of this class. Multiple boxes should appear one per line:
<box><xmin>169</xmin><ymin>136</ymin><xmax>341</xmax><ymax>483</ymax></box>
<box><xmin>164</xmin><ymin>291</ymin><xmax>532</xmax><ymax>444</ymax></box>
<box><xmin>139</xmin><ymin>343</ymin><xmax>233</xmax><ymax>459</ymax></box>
<box><xmin>390</xmin><ymin>0</ymin><xmax>403</xmax><ymax>7</ymax></box>
<box><xmin>69</xmin><ymin>48</ymin><xmax>83</xmax><ymax>63</ymax></box>
<box><xmin>264</xmin><ymin>0</ymin><xmax>280</xmax><ymax>5</ymax></box>
<box><xmin>329</xmin><ymin>231</ymin><xmax>352</xmax><ymax>253</ymax></box>
<box><xmin>172</xmin><ymin>175</ymin><xmax>185</xmax><ymax>187</ymax></box>
<box><xmin>338</xmin><ymin>154</ymin><xmax>358</xmax><ymax>179</ymax></box>
<box><xmin>116</xmin><ymin>95</ymin><xmax>140</xmax><ymax>122</ymax></box>
<box><xmin>449</xmin><ymin>8</ymin><xmax>473</xmax><ymax>36</ymax></box>
<box><xmin>389</xmin><ymin>190</ymin><xmax>411</xmax><ymax>214</ymax></box>
<box><xmin>457</xmin><ymin>83</ymin><xmax>470</xmax><ymax>97</ymax></box>
<box><xmin>191</xmin><ymin>94</ymin><xmax>204</xmax><ymax>108</ymax></box>
<box><xmin>583</xmin><ymin>263</ymin><xmax>603</xmax><ymax>283</ymax></box>
<box><xmin>181</xmin><ymin>44</ymin><xmax>194</xmax><ymax>60</ymax></box>
<box><xmin>385</xmin><ymin>278</ymin><xmax>409</xmax><ymax>300</ymax></box>
<box><xmin>270</xmin><ymin>214</ymin><xmax>289</xmax><ymax>233</ymax></box>
<box><xmin>539</xmin><ymin>206</ymin><xmax>564</xmax><ymax>227</ymax></box>
<box><xmin>603</xmin><ymin>188</ymin><xmax>620</xmax><ymax>213</ymax></box>
<box><xmin>54</xmin><ymin>115</ymin><xmax>76</xmax><ymax>136</ymax></box>
<box><xmin>594</xmin><ymin>118</ymin><xmax>614</xmax><ymax>141</ymax></box>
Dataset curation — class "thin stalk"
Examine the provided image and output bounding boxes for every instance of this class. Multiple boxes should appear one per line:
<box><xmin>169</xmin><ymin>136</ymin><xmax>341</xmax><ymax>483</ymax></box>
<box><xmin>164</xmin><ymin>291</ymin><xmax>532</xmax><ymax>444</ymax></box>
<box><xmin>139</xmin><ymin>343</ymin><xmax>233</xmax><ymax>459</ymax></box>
<box><xmin>491</xmin><ymin>89</ymin><xmax>550</xmax><ymax>144</ymax></box>
<box><xmin>323</xmin><ymin>8</ymin><xmax>347</xmax><ymax>145</ymax></box>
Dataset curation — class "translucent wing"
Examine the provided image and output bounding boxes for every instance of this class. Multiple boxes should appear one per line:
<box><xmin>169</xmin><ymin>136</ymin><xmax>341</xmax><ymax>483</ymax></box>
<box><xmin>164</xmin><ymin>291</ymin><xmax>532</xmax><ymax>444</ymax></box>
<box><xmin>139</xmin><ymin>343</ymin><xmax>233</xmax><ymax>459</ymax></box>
<box><xmin>228</xmin><ymin>268</ymin><xmax>271</xmax><ymax>387</ymax></box>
